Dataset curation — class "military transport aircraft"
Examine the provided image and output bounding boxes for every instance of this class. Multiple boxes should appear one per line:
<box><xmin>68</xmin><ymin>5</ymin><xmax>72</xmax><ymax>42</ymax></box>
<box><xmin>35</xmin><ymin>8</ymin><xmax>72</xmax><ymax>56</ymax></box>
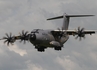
<box><xmin>0</xmin><ymin>13</ymin><xmax>96</xmax><ymax>52</ymax></box>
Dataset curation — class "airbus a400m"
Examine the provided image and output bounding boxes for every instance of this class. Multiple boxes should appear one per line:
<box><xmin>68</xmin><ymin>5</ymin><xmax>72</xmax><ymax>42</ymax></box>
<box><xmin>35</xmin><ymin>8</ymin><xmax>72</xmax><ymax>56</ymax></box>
<box><xmin>0</xmin><ymin>13</ymin><xmax>96</xmax><ymax>52</ymax></box>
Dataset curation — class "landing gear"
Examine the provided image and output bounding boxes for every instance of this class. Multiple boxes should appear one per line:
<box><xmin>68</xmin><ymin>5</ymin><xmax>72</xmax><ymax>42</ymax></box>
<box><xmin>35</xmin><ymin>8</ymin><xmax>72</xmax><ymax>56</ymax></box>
<box><xmin>37</xmin><ymin>48</ymin><xmax>45</xmax><ymax>52</ymax></box>
<box><xmin>54</xmin><ymin>46</ymin><xmax>62</xmax><ymax>50</ymax></box>
<box><xmin>35</xmin><ymin>46</ymin><xmax>46</xmax><ymax>52</ymax></box>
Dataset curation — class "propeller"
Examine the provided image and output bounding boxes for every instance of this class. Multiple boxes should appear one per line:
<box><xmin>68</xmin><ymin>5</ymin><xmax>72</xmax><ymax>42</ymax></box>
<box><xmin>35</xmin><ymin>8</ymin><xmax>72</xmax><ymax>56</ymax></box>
<box><xmin>0</xmin><ymin>33</ymin><xmax>15</xmax><ymax>46</ymax></box>
<box><xmin>75</xmin><ymin>27</ymin><xmax>85</xmax><ymax>41</ymax></box>
<box><xmin>57</xmin><ymin>28</ymin><xmax>65</xmax><ymax>39</ymax></box>
<box><xmin>19</xmin><ymin>30</ymin><xmax>29</xmax><ymax>44</ymax></box>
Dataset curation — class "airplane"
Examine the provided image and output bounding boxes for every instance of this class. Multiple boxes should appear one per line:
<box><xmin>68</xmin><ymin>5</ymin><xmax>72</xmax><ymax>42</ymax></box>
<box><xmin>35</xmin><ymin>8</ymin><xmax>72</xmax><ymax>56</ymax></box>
<box><xmin>0</xmin><ymin>13</ymin><xmax>96</xmax><ymax>52</ymax></box>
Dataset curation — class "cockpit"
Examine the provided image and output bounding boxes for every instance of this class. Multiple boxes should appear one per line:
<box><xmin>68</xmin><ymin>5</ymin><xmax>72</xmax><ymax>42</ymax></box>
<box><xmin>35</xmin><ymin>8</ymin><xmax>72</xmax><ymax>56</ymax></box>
<box><xmin>31</xmin><ymin>29</ymin><xmax>43</xmax><ymax>33</ymax></box>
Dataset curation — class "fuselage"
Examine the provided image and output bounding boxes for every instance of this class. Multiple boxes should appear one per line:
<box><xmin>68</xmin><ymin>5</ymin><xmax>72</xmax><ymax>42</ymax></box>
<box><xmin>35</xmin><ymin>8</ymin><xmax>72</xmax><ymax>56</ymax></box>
<box><xmin>29</xmin><ymin>29</ymin><xmax>69</xmax><ymax>48</ymax></box>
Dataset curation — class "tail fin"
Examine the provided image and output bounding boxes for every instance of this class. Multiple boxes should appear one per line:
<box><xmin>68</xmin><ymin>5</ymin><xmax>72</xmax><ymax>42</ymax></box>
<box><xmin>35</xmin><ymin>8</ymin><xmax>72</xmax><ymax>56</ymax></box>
<box><xmin>47</xmin><ymin>13</ymin><xmax>94</xmax><ymax>30</ymax></box>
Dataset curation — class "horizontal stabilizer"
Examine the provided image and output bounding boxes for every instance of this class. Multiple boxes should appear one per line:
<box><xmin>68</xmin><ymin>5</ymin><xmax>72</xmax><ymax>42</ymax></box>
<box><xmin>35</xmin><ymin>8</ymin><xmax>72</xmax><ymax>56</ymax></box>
<box><xmin>66</xmin><ymin>15</ymin><xmax>95</xmax><ymax>17</ymax></box>
<box><xmin>47</xmin><ymin>15</ymin><xmax>94</xmax><ymax>20</ymax></box>
<box><xmin>47</xmin><ymin>16</ymin><xmax>63</xmax><ymax>20</ymax></box>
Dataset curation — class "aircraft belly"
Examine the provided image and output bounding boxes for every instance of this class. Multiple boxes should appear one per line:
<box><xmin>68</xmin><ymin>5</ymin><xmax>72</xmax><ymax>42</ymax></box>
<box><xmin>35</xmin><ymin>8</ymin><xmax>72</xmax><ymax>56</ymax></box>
<box><xmin>30</xmin><ymin>40</ymin><xmax>53</xmax><ymax>47</ymax></box>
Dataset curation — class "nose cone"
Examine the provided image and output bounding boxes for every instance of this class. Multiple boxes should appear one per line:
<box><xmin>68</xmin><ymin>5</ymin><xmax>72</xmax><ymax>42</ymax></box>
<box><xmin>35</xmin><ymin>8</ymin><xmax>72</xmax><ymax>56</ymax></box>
<box><xmin>29</xmin><ymin>33</ymin><xmax>36</xmax><ymax>41</ymax></box>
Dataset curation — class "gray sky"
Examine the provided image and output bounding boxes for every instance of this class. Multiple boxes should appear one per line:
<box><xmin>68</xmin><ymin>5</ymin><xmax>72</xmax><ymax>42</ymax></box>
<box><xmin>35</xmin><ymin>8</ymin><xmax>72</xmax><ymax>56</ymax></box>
<box><xmin>0</xmin><ymin>0</ymin><xmax>97</xmax><ymax>70</ymax></box>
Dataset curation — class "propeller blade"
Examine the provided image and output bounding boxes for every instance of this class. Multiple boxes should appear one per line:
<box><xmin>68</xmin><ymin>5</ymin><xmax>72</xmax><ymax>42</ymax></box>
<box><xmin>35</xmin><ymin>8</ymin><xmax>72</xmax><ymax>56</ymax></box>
<box><xmin>5</xmin><ymin>33</ymin><xmax>9</xmax><ymax>38</ymax></box>
<box><xmin>7</xmin><ymin>41</ymin><xmax>10</xmax><ymax>46</ymax></box>
<box><xmin>78</xmin><ymin>27</ymin><xmax>80</xmax><ymax>31</ymax></box>
<box><xmin>10</xmin><ymin>33</ymin><xmax>12</xmax><ymax>38</ymax></box>
<box><xmin>4</xmin><ymin>40</ymin><xmax>8</xmax><ymax>44</ymax></box>
<box><xmin>3</xmin><ymin>37</ymin><xmax>8</xmax><ymax>39</ymax></box>
<box><xmin>75</xmin><ymin>36</ymin><xmax>79</xmax><ymax>39</ymax></box>
<box><xmin>25</xmin><ymin>31</ymin><xmax>28</xmax><ymax>36</ymax></box>
<box><xmin>81</xmin><ymin>28</ymin><xmax>84</xmax><ymax>32</ymax></box>
<box><xmin>22</xmin><ymin>30</ymin><xmax>24</xmax><ymax>35</ymax></box>
<box><xmin>11</xmin><ymin>43</ymin><xmax>14</xmax><ymax>45</ymax></box>
<box><xmin>19</xmin><ymin>32</ymin><xmax>22</xmax><ymax>36</ymax></box>
<box><xmin>79</xmin><ymin>37</ymin><xmax>82</xmax><ymax>41</ymax></box>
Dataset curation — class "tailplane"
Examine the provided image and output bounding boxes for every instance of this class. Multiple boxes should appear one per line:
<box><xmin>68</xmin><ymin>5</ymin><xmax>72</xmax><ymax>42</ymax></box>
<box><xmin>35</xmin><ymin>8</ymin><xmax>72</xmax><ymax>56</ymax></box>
<box><xmin>47</xmin><ymin>13</ymin><xmax>94</xmax><ymax>30</ymax></box>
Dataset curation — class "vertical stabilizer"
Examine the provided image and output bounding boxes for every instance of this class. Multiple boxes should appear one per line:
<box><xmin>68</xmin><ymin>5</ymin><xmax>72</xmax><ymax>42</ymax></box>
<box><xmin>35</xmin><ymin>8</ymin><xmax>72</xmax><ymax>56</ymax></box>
<box><xmin>62</xmin><ymin>13</ymin><xmax>69</xmax><ymax>30</ymax></box>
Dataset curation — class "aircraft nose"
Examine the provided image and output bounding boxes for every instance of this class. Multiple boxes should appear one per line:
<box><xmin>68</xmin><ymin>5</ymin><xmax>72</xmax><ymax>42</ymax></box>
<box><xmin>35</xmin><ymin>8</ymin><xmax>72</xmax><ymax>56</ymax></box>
<box><xmin>29</xmin><ymin>33</ymin><xmax>36</xmax><ymax>41</ymax></box>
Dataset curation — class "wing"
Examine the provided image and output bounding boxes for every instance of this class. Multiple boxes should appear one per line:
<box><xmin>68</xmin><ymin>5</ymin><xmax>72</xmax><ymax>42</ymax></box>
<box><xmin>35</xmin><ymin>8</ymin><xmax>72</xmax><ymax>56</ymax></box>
<box><xmin>65</xmin><ymin>30</ymin><xmax>95</xmax><ymax>35</ymax></box>
<box><xmin>52</xmin><ymin>29</ymin><xmax>96</xmax><ymax>36</ymax></box>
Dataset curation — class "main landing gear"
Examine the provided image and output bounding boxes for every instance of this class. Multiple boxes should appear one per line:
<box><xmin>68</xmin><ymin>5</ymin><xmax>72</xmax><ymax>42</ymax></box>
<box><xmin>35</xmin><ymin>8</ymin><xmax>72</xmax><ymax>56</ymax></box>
<box><xmin>54</xmin><ymin>46</ymin><xmax>62</xmax><ymax>50</ymax></box>
<box><xmin>35</xmin><ymin>46</ymin><xmax>46</xmax><ymax>52</ymax></box>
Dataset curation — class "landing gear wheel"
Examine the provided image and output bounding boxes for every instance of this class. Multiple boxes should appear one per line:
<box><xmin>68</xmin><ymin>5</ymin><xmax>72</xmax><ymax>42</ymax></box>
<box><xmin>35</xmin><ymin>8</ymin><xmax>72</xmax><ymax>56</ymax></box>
<box><xmin>37</xmin><ymin>48</ymin><xmax>45</xmax><ymax>52</ymax></box>
<box><xmin>54</xmin><ymin>46</ymin><xmax>62</xmax><ymax>51</ymax></box>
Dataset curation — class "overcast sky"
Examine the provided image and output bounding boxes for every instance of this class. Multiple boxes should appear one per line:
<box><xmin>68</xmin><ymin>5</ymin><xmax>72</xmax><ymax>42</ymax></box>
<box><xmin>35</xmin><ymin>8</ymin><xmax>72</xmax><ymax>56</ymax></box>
<box><xmin>0</xmin><ymin>0</ymin><xmax>97</xmax><ymax>70</ymax></box>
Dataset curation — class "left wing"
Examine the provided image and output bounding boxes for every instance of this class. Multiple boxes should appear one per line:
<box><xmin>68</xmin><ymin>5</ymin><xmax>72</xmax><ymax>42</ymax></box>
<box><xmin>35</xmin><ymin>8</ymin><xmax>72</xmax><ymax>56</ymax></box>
<box><xmin>51</xmin><ymin>27</ymin><xmax>96</xmax><ymax>39</ymax></box>
<box><xmin>53</xmin><ymin>30</ymin><xmax>96</xmax><ymax>35</ymax></box>
<box><xmin>51</xmin><ymin>29</ymin><xmax>96</xmax><ymax>41</ymax></box>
